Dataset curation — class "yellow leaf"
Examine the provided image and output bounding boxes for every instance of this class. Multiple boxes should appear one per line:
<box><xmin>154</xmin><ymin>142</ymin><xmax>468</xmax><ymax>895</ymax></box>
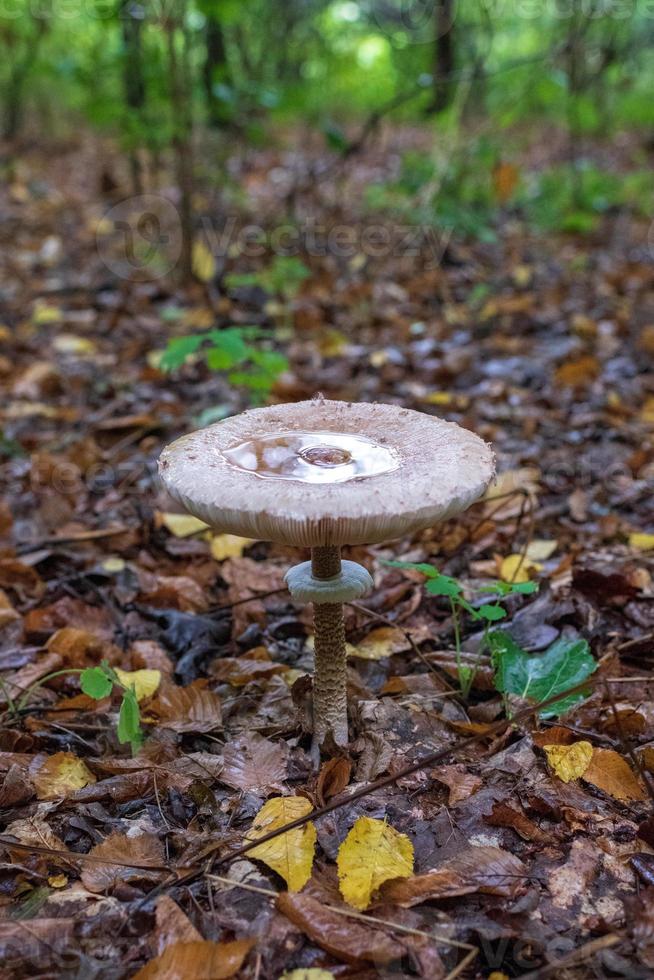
<box><xmin>525</xmin><ymin>539</ymin><xmax>557</xmax><ymax>561</ymax></box>
<box><xmin>158</xmin><ymin>512</ymin><xmax>209</xmax><ymax>538</ymax></box>
<box><xmin>629</xmin><ymin>532</ymin><xmax>654</xmax><ymax>552</ymax></box>
<box><xmin>32</xmin><ymin>304</ymin><xmax>62</xmax><ymax>325</ymax></box>
<box><xmin>102</xmin><ymin>557</ymin><xmax>126</xmax><ymax>574</ymax></box>
<box><xmin>640</xmin><ymin>397</ymin><xmax>654</xmax><ymax>426</ymax></box>
<box><xmin>337</xmin><ymin>816</ymin><xmax>414</xmax><ymax>910</ymax></box>
<box><xmin>33</xmin><ymin>751</ymin><xmax>96</xmax><ymax>799</ymax></box>
<box><xmin>48</xmin><ymin>874</ymin><xmax>68</xmax><ymax>888</ymax></box>
<box><xmin>350</xmin><ymin>627</ymin><xmax>405</xmax><ymax>661</ymax></box>
<box><xmin>210</xmin><ymin>534</ymin><xmax>255</xmax><ymax>561</ymax></box>
<box><xmin>114</xmin><ymin>668</ymin><xmax>161</xmax><ymax>702</ymax></box>
<box><xmin>192</xmin><ymin>241</ymin><xmax>216</xmax><ymax>283</ymax></box>
<box><xmin>279</xmin><ymin>971</ymin><xmax>335</xmax><ymax>980</ymax></box>
<box><xmin>543</xmin><ymin>741</ymin><xmax>593</xmax><ymax>783</ymax></box>
<box><xmin>52</xmin><ymin>334</ymin><xmax>97</xmax><ymax>355</ymax></box>
<box><xmin>247</xmin><ymin>796</ymin><xmax>316</xmax><ymax>892</ymax></box>
<box><xmin>500</xmin><ymin>554</ymin><xmax>542</xmax><ymax>584</ymax></box>
<box><xmin>488</xmin><ymin>974</ymin><xmax>510</xmax><ymax>980</ymax></box>
<box><xmin>583</xmin><ymin>748</ymin><xmax>647</xmax><ymax>801</ymax></box>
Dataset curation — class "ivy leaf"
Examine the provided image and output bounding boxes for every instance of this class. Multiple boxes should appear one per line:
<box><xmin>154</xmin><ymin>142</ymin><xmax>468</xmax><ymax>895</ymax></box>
<box><xmin>489</xmin><ymin>630</ymin><xmax>597</xmax><ymax>717</ymax></box>
<box><xmin>80</xmin><ymin>666</ymin><xmax>113</xmax><ymax>700</ymax></box>
<box><xmin>117</xmin><ymin>689</ymin><xmax>142</xmax><ymax>751</ymax></box>
<box><xmin>478</xmin><ymin>604</ymin><xmax>507</xmax><ymax>622</ymax></box>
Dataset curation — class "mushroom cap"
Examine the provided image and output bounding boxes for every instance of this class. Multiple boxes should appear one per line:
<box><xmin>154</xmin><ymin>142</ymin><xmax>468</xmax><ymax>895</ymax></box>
<box><xmin>158</xmin><ymin>399</ymin><xmax>494</xmax><ymax>548</ymax></box>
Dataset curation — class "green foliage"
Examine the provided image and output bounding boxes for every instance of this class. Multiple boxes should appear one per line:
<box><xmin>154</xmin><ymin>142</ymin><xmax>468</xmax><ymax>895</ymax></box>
<box><xmin>489</xmin><ymin>631</ymin><xmax>597</xmax><ymax>718</ymax></box>
<box><xmin>384</xmin><ymin>560</ymin><xmax>537</xmax><ymax>697</ymax></box>
<box><xmin>524</xmin><ymin>163</ymin><xmax>624</xmax><ymax>233</ymax></box>
<box><xmin>81</xmin><ymin>663</ymin><xmax>143</xmax><ymax>752</ymax></box>
<box><xmin>0</xmin><ymin>431</ymin><xmax>24</xmax><ymax>459</ymax></box>
<box><xmin>226</xmin><ymin>256</ymin><xmax>310</xmax><ymax>302</ymax></box>
<box><xmin>160</xmin><ymin>326</ymin><xmax>288</xmax><ymax>403</ymax></box>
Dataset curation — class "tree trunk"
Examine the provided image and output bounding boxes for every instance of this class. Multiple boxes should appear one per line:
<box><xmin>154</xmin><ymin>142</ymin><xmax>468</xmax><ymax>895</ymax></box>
<box><xmin>430</xmin><ymin>0</ymin><xmax>455</xmax><ymax>114</ymax></box>
<box><xmin>203</xmin><ymin>14</ymin><xmax>231</xmax><ymax>128</ymax></box>
<box><xmin>165</xmin><ymin>8</ymin><xmax>194</xmax><ymax>283</ymax></box>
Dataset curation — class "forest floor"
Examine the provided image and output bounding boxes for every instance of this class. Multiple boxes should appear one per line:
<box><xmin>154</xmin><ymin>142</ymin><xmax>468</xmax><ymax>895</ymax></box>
<box><xmin>0</xmin><ymin>126</ymin><xmax>653</xmax><ymax>980</ymax></box>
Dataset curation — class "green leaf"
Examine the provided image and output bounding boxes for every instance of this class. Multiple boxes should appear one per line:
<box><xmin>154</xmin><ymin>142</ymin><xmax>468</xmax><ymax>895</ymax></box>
<box><xmin>489</xmin><ymin>630</ymin><xmax>597</xmax><ymax>718</ymax></box>
<box><xmin>511</xmin><ymin>581</ymin><xmax>539</xmax><ymax>595</ymax></box>
<box><xmin>160</xmin><ymin>333</ymin><xmax>207</xmax><ymax>371</ymax></box>
<box><xmin>478</xmin><ymin>604</ymin><xmax>507</xmax><ymax>622</ymax></box>
<box><xmin>117</xmin><ymin>689</ymin><xmax>142</xmax><ymax>750</ymax></box>
<box><xmin>80</xmin><ymin>667</ymin><xmax>113</xmax><ymax>700</ymax></box>
<box><xmin>425</xmin><ymin>574</ymin><xmax>462</xmax><ymax>598</ymax></box>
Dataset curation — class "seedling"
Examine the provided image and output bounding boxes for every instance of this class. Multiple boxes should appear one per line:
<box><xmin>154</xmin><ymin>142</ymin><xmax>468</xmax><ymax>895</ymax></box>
<box><xmin>160</xmin><ymin>325</ymin><xmax>288</xmax><ymax>404</ymax></box>
<box><xmin>159</xmin><ymin>398</ymin><xmax>494</xmax><ymax>757</ymax></box>
<box><xmin>384</xmin><ymin>560</ymin><xmax>538</xmax><ymax>697</ymax></box>
<box><xmin>6</xmin><ymin>662</ymin><xmax>144</xmax><ymax>753</ymax></box>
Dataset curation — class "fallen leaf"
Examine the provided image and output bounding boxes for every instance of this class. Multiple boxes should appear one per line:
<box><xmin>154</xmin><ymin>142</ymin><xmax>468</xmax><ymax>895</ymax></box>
<box><xmin>158</xmin><ymin>512</ymin><xmax>209</xmax><ymax>538</ymax></box>
<box><xmin>247</xmin><ymin>796</ymin><xmax>316</xmax><ymax>891</ymax></box>
<box><xmin>32</xmin><ymin>751</ymin><xmax>96</xmax><ymax>799</ymax></box>
<box><xmin>114</xmin><ymin>668</ymin><xmax>161</xmax><ymax>702</ymax></box>
<box><xmin>210</xmin><ymin>533</ymin><xmax>255</xmax><ymax>560</ymax></box>
<box><xmin>133</xmin><ymin>939</ymin><xmax>253</xmax><ymax>980</ymax></box>
<box><xmin>337</xmin><ymin>816</ymin><xmax>414</xmax><ymax>910</ymax></box>
<box><xmin>486</xmin><ymin>801</ymin><xmax>550</xmax><ymax>843</ymax></box>
<box><xmin>350</xmin><ymin>626</ymin><xmax>406</xmax><ymax>660</ymax></box>
<box><xmin>432</xmin><ymin>765</ymin><xmax>482</xmax><ymax>805</ymax></box>
<box><xmin>221</xmin><ymin>733</ymin><xmax>288</xmax><ymax>795</ymax></box>
<box><xmin>500</xmin><ymin>553</ymin><xmax>542</xmax><ymax>584</ymax></box>
<box><xmin>81</xmin><ymin>832</ymin><xmax>166</xmax><ymax>893</ymax></box>
<box><xmin>277</xmin><ymin>891</ymin><xmax>404</xmax><ymax>965</ymax></box>
<box><xmin>543</xmin><ymin>741</ymin><xmax>593</xmax><ymax>783</ymax></box>
<box><xmin>192</xmin><ymin>240</ymin><xmax>217</xmax><ymax>282</ymax></box>
<box><xmin>316</xmin><ymin>757</ymin><xmax>351</xmax><ymax>805</ymax></box>
<box><xmin>583</xmin><ymin>748</ymin><xmax>647</xmax><ymax>801</ymax></box>
<box><xmin>629</xmin><ymin>532</ymin><xmax>654</xmax><ymax>552</ymax></box>
<box><xmin>152</xmin><ymin>896</ymin><xmax>202</xmax><ymax>954</ymax></box>
<box><xmin>147</xmin><ymin>682</ymin><xmax>222</xmax><ymax>733</ymax></box>
<box><xmin>526</xmin><ymin>539</ymin><xmax>558</xmax><ymax>561</ymax></box>
<box><xmin>382</xmin><ymin>845</ymin><xmax>527</xmax><ymax>905</ymax></box>
<box><xmin>279</xmin><ymin>971</ymin><xmax>335</xmax><ymax>980</ymax></box>
<box><xmin>492</xmin><ymin>161</ymin><xmax>519</xmax><ymax>203</ymax></box>
<box><xmin>554</xmin><ymin>355</ymin><xmax>600</xmax><ymax>388</ymax></box>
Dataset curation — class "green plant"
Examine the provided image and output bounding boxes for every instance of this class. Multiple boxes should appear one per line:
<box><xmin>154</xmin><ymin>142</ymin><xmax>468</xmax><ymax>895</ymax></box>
<box><xmin>489</xmin><ymin>630</ymin><xmax>597</xmax><ymax>718</ymax></box>
<box><xmin>384</xmin><ymin>560</ymin><xmax>537</xmax><ymax>698</ymax></box>
<box><xmin>80</xmin><ymin>663</ymin><xmax>143</xmax><ymax>752</ymax></box>
<box><xmin>160</xmin><ymin>325</ymin><xmax>288</xmax><ymax>403</ymax></box>
<box><xmin>226</xmin><ymin>255</ymin><xmax>310</xmax><ymax>304</ymax></box>
<box><xmin>0</xmin><ymin>430</ymin><xmax>24</xmax><ymax>458</ymax></box>
<box><xmin>5</xmin><ymin>663</ymin><xmax>143</xmax><ymax>754</ymax></box>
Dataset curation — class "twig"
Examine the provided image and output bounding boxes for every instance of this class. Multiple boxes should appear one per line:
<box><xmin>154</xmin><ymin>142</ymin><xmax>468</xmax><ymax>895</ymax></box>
<box><xmin>517</xmin><ymin>933</ymin><xmax>620</xmax><ymax>979</ymax></box>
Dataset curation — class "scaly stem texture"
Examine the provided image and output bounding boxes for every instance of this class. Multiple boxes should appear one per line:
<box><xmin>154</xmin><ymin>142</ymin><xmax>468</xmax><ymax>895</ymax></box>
<box><xmin>311</xmin><ymin>546</ymin><xmax>348</xmax><ymax>746</ymax></box>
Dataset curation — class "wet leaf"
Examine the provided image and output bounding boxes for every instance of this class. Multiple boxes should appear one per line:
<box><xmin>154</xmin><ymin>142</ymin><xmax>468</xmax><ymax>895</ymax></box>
<box><xmin>543</xmin><ymin>741</ymin><xmax>593</xmax><ymax>782</ymax></box>
<box><xmin>337</xmin><ymin>816</ymin><xmax>414</xmax><ymax>910</ymax></box>
<box><xmin>133</xmin><ymin>938</ymin><xmax>254</xmax><ymax>980</ymax></box>
<box><xmin>32</xmin><ymin>752</ymin><xmax>96</xmax><ymax>799</ymax></box>
<box><xmin>247</xmin><ymin>796</ymin><xmax>316</xmax><ymax>891</ymax></box>
<box><xmin>490</xmin><ymin>630</ymin><xmax>597</xmax><ymax>717</ymax></box>
<box><xmin>277</xmin><ymin>891</ymin><xmax>404</xmax><ymax>965</ymax></box>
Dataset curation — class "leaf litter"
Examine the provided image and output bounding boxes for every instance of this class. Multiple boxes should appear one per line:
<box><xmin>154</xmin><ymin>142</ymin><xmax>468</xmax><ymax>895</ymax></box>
<box><xmin>0</xmin><ymin>130</ymin><xmax>653</xmax><ymax>979</ymax></box>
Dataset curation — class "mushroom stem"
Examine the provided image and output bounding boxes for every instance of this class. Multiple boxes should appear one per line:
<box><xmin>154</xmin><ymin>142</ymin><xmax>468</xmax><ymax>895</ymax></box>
<box><xmin>311</xmin><ymin>546</ymin><xmax>348</xmax><ymax>748</ymax></box>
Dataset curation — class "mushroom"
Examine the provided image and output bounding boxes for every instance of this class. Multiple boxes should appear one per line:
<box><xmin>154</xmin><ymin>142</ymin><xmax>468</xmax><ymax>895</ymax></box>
<box><xmin>158</xmin><ymin>399</ymin><xmax>494</xmax><ymax>753</ymax></box>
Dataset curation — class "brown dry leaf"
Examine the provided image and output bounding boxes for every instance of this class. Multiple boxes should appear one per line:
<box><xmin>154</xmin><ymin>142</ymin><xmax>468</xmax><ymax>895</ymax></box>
<box><xmin>382</xmin><ymin>845</ymin><xmax>527</xmax><ymax>906</ymax></box>
<box><xmin>81</xmin><ymin>832</ymin><xmax>166</xmax><ymax>893</ymax></box>
<box><xmin>492</xmin><ymin>161</ymin><xmax>519</xmax><ymax>202</ymax></box>
<box><xmin>486</xmin><ymin>801</ymin><xmax>550</xmax><ymax>843</ymax></box>
<box><xmin>221</xmin><ymin>733</ymin><xmax>288</xmax><ymax>795</ymax></box>
<box><xmin>0</xmin><ymin>588</ymin><xmax>20</xmax><ymax>628</ymax></box>
<box><xmin>140</xmin><ymin>575</ymin><xmax>209</xmax><ymax>613</ymax></box>
<box><xmin>133</xmin><ymin>939</ymin><xmax>254</xmax><ymax>980</ymax></box>
<box><xmin>0</xmin><ymin>558</ymin><xmax>44</xmax><ymax>599</ymax></box>
<box><xmin>152</xmin><ymin>896</ymin><xmax>202</xmax><ymax>955</ymax></box>
<box><xmin>0</xmin><ymin>919</ymin><xmax>75</xmax><ymax>962</ymax></box>
<box><xmin>147</xmin><ymin>682</ymin><xmax>222</xmax><ymax>733</ymax></box>
<box><xmin>316</xmin><ymin>757</ymin><xmax>352</xmax><ymax>806</ymax></box>
<box><xmin>32</xmin><ymin>751</ymin><xmax>96</xmax><ymax>799</ymax></box>
<box><xmin>583</xmin><ymin>748</ymin><xmax>647</xmax><ymax>801</ymax></box>
<box><xmin>277</xmin><ymin>891</ymin><xmax>404</xmax><ymax>966</ymax></box>
<box><xmin>432</xmin><ymin>765</ymin><xmax>482</xmax><ymax>805</ymax></box>
<box><xmin>554</xmin><ymin>355</ymin><xmax>600</xmax><ymax>388</ymax></box>
<box><xmin>45</xmin><ymin>626</ymin><xmax>111</xmax><ymax>666</ymax></box>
